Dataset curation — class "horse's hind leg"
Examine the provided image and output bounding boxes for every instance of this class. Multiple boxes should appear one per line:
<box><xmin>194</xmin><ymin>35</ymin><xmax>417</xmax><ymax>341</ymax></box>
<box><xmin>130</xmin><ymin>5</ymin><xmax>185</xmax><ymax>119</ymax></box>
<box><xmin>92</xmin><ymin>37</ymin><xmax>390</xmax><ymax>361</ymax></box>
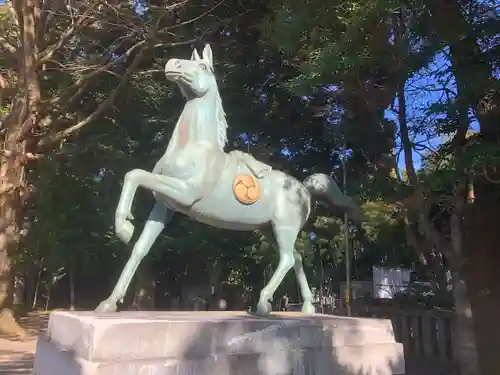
<box><xmin>293</xmin><ymin>250</ymin><xmax>315</xmax><ymax>314</ymax></box>
<box><xmin>256</xmin><ymin>225</ymin><xmax>297</xmax><ymax>316</ymax></box>
<box><xmin>259</xmin><ymin>228</ymin><xmax>315</xmax><ymax>314</ymax></box>
<box><xmin>95</xmin><ymin>202</ymin><xmax>172</xmax><ymax>313</ymax></box>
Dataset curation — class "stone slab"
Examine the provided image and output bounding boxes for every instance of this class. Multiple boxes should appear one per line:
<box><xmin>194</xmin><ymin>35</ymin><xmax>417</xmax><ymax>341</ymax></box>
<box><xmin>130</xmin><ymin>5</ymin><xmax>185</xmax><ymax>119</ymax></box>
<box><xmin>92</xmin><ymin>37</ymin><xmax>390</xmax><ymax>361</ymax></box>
<box><xmin>34</xmin><ymin>337</ymin><xmax>405</xmax><ymax>375</ymax></box>
<box><xmin>45</xmin><ymin>311</ymin><xmax>398</xmax><ymax>362</ymax></box>
<box><xmin>34</xmin><ymin>311</ymin><xmax>405</xmax><ymax>375</ymax></box>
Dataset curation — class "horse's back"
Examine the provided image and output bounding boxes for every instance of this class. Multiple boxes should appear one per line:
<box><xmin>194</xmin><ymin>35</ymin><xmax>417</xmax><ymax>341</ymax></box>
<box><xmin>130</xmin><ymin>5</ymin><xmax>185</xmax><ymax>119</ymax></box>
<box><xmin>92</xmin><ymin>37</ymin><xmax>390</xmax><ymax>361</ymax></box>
<box><xmin>184</xmin><ymin>154</ymin><xmax>274</xmax><ymax>229</ymax></box>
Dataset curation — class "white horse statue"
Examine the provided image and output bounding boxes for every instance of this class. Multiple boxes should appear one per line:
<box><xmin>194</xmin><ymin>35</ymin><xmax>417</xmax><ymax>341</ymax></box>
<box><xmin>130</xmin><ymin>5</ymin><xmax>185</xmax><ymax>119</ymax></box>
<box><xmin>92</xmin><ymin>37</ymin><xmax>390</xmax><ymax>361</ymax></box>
<box><xmin>96</xmin><ymin>44</ymin><xmax>365</xmax><ymax>316</ymax></box>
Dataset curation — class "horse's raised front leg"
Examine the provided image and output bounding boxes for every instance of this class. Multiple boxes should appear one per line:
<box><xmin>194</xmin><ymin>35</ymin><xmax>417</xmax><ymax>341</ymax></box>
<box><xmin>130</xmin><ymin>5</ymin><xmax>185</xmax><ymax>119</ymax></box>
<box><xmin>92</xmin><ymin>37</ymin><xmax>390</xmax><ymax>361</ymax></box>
<box><xmin>293</xmin><ymin>250</ymin><xmax>315</xmax><ymax>314</ymax></box>
<box><xmin>95</xmin><ymin>202</ymin><xmax>172</xmax><ymax>313</ymax></box>
<box><xmin>115</xmin><ymin>168</ymin><xmax>200</xmax><ymax>243</ymax></box>
<box><xmin>256</xmin><ymin>225</ymin><xmax>297</xmax><ymax>316</ymax></box>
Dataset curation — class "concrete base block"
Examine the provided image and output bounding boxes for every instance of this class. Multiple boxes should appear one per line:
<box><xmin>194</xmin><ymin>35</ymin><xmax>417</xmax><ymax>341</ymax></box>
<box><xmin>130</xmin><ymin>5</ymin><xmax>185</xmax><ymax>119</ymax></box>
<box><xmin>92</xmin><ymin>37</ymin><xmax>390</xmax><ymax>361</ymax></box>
<box><xmin>33</xmin><ymin>311</ymin><xmax>405</xmax><ymax>375</ymax></box>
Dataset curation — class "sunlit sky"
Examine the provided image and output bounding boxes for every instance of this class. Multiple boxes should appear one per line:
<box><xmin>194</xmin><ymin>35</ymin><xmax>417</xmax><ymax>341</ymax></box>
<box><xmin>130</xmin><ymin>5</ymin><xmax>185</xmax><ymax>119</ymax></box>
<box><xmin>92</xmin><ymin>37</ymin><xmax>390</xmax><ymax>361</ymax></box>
<box><xmin>387</xmin><ymin>51</ymin><xmax>480</xmax><ymax>171</ymax></box>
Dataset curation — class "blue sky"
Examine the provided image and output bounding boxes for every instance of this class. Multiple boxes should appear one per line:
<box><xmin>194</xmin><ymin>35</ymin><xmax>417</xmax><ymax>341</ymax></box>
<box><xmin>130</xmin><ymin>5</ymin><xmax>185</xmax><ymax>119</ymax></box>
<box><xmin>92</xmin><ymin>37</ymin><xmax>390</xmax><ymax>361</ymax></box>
<box><xmin>251</xmin><ymin>50</ymin><xmax>460</xmax><ymax>172</ymax></box>
<box><xmin>385</xmin><ymin>51</ymin><xmax>479</xmax><ymax>171</ymax></box>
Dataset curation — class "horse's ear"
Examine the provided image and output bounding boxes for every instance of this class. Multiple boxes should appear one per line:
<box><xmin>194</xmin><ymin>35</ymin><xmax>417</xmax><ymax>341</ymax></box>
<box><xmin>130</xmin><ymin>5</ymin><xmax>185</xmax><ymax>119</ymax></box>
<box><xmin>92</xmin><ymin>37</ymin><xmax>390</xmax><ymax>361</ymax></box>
<box><xmin>202</xmin><ymin>44</ymin><xmax>213</xmax><ymax>69</ymax></box>
<box><xmin>191</xmin><ymin>48</ymin><xmax>201</xmax><ymax>61</ymax></box>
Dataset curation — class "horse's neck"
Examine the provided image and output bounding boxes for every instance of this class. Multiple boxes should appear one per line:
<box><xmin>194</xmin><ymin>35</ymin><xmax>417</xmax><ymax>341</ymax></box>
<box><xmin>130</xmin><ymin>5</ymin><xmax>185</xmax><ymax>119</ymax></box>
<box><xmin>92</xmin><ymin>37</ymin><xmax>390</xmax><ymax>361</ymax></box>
<box><xmin>164</xmin><ymin>94</ymin><xmax>219</xmax><ymax>157</ymax></box>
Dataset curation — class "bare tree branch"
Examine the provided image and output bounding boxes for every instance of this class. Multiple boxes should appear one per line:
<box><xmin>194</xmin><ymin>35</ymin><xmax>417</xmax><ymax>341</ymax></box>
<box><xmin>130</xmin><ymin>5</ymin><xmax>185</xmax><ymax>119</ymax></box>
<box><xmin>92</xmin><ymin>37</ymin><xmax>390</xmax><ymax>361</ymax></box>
<box><xmin>151</xmin><ymin>37</ymin><xmax>200</xmax><ymax>49</ymax></box>
<box><xmin>159</xmin><ymin>0</ymin><xmax>226</xmax><ymax>33</ymax></box>
<box><xmin>41</xmin><ymin>39</ymin><xmax>147</xmax><ymax>112</ymax></box>
<box><xmin>42</xmin><ymin>34</ymin><xmax>198</xmax><ymax>114</ymax></box>
<box><xmin>5</xmin><ymin>0</ymin><xmax>221</xmax><ymax>150</ymax></box>
<box><xmin>38</xmin><ymin>0</ymin><xmax>66</xmax><ymax>38</ymax></box>
<box><xmin>38</xmin><ymin>44</ymin><xmax>146</xmax><ymax>147</ymax></box>
<box><xmin>37</xmin><ymin>0</ymin><xmax>102</xmax><ymax>66</ymax></box>
<box><xmin>135</xmin><ymin>69</ymin><xmax>164</xmax><ymax>75</ymax></box>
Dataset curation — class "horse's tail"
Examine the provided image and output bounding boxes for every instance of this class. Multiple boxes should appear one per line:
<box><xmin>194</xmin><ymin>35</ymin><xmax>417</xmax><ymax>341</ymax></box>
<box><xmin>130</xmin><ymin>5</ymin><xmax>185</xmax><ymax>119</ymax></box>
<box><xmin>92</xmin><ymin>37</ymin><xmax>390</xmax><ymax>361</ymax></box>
<box><xmin>303</xmin><ymin>173</ymin><xmax>366</xmax><ymax>222</ymax></box>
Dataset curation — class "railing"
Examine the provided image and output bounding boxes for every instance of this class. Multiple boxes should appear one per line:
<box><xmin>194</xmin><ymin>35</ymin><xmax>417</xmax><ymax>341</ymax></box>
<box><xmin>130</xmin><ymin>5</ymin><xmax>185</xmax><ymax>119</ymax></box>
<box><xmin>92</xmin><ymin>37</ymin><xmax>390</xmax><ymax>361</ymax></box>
<box><xmin>339</xmin><ymin>305</ymin><xmax>457</xmax><ymax>374</ymax></box>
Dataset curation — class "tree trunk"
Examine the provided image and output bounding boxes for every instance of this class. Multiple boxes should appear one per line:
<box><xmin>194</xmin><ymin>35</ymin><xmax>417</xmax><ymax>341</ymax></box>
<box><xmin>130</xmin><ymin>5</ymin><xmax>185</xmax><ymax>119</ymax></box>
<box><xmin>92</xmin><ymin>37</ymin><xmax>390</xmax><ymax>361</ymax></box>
<box><xmin>69</xmin><ymin>266</ymin><xmax>75</xmax><ymax>311</ymax></box>
<box><xmin>206</xmin><ymin>259</ymin><xmax>222</xmax><ymax>310</ymax></box>
<box><xmin>23</xmin><ymin>264</ymin><xmax>36</xmax><ymax>311</ymax></box>
<box><xmin>13</xmin><ymin>274</ymin><xmax>25</xmax><ymax>306</ymax></box>
<box><xmin>463</xmin><ymin>179</ymin><xmax>500</xmax><ymax>375</ymax></box>
<box><xmin>395</xmin><ymin>7</ymin><xmax>482</xmax><ymax>372</ymax></box>
<box><xmin>0</xmin><ymin>101</ymin><xmax>30</xmax><ymax>337</ymax></box>
<box><xmin>0</xmin><ymin>0</ymin><xmax>42</xmax><ymax>337</ymax></box>
<box><xmin>449</xmin><ymin>189</ymin><xmax>480</xmax><ymax>375</ymax></box>
<box><xmin>314</xmin><ymin>244</ymin><xmax>324</xmax><ymax>313</ymax></box>
<box><xmin>32</xmin><ymin>260</ymin><xmax>43</xmax><ymax>310</ymax></box>
<box><xmin>44</xmin><ymin>286</ymin><xmax>51</xmax><ymax>311</ymax></box>
<box><xmin>424</xmin><ymin>2</ymin><xmax>500</xmax><ymax>373</ymax></box>
<box><xmin>451</xmin><ymin>268</ymin><xmax>479</xmax><ymax>375</ymax></box>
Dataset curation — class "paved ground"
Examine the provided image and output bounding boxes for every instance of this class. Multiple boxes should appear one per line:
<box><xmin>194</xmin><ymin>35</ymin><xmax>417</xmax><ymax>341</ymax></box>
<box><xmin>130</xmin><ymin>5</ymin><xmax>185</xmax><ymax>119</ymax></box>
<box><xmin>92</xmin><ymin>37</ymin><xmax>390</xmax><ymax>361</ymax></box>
<box><xmin>0</xmin><ymin>340</ymin><xmax>36</xmax><ymax>374</ymax></box>
<box><xmin>0</xmin><ymin>313</ymin><xmax>48</xmax><ymax>374</ymax></box>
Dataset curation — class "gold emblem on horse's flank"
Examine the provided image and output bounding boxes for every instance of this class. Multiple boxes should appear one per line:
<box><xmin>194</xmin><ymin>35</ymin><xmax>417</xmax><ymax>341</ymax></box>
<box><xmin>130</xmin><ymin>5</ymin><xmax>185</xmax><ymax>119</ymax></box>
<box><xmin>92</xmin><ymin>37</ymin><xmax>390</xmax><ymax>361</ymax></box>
<box><xmin>232</xmin><ymin>174</ymin><xmax>261</xmax><ymax>205</ymax></box>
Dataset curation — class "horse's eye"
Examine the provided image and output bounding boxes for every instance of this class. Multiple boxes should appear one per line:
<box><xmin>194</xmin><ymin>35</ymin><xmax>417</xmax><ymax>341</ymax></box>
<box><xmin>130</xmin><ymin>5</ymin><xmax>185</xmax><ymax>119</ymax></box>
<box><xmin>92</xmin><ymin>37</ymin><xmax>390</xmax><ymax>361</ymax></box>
<box><xmin>200</xmin><ymin>64</ymin><xmax>208</xmax><ymax>71</ymax></box>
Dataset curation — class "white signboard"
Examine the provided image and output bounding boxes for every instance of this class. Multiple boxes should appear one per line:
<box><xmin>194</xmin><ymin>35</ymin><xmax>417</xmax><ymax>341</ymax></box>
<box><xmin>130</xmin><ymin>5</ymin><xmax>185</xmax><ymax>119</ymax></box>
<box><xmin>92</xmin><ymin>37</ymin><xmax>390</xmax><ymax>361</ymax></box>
<box><xmin>372</xmin><ymin>266</ymin><xmax>410</xmax><ymax>299</ymax></box>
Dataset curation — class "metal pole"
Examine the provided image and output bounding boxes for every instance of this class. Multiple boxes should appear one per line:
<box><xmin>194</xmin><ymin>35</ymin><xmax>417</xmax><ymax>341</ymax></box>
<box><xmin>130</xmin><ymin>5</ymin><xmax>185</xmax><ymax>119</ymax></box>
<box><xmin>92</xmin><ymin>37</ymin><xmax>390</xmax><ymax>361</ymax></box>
<box><xmin>342</xmin><ymin>142</ymin><xmax>352</xmax><ymax>317</ymax></box>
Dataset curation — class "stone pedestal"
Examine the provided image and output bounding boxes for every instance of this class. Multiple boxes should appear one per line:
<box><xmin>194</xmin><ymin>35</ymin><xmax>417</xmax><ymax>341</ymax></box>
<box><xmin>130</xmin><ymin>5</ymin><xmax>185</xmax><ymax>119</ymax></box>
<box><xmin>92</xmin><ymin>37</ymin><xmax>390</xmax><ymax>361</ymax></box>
<box><xmin>33</xmin><ymin>311</ymin><xmax>405</xmax><ymax>375</ymax></box>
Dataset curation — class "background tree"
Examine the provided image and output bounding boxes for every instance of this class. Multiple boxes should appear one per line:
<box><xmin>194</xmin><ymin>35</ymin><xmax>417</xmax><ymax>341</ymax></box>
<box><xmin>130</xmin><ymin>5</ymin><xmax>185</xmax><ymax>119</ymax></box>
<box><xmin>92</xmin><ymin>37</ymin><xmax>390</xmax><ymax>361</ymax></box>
<box><xmin>262</xmin><ymin>0</ymin><xmax>500</xmax><ymax>373</ymax></box>
<box><xmin>0</xmin><ymin>0</ymin><xmax>244</xmax><ymax>335</ymax></box>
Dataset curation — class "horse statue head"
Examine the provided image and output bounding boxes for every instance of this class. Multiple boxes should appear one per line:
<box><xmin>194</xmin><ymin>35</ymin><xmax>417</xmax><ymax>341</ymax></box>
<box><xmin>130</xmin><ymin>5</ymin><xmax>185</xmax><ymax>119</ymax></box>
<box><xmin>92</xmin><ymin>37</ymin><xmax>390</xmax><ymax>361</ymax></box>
<box><xmin>165</xmin><ymin>44</ymin><xmax>217</xmax><ymax>99</ymax></box>
<box><xmin>164</xmin><ymin>44</ymin><xmax>228</xmax><ymax>151</ymax></box>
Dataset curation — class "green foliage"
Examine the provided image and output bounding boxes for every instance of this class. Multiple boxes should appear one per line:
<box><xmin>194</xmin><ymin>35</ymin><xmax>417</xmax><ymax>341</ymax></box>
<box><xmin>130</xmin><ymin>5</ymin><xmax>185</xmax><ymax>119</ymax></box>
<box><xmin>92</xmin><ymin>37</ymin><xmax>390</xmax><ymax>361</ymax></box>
<box><xmin>261</xmin><ymin>0</ymin><xmax>399</xmax><ymax>87</ymax></box>
<box><xmin>15</xmin><ymin>0</ymin><xmax>500</xmax><ymax>312</ymax></box>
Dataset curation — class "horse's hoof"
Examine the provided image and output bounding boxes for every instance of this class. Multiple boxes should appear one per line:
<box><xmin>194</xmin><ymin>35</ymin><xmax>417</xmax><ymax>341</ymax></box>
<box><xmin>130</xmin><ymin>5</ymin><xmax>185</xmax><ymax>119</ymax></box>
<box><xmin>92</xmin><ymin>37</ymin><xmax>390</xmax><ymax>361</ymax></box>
<box><xmin>255</xmin><ymin>301</ymin><xmax>272</xmax><ymax>316</ymax></box>
<box><xmin>116</xmin><ymin>219</ymin><xmax>134</xmax><ymax>244</ymax></box>
<box><xmin>301</xmin><ymin>302</ymin><xmax>316</xmax><ymax>314</ymax></box>
<box><xmin>95</xmin><ymin>299</ymin><xmax>118</xmax><ymax>313</ymax></box>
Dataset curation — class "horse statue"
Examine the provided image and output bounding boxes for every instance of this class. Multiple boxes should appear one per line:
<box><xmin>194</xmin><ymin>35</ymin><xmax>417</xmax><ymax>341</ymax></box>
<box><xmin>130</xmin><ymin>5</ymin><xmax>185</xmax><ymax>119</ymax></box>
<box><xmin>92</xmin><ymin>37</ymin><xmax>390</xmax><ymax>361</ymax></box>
<box><xmin>96</xmin><ymin>44</ymin><xmax>365</xmax><ymax>316</ymax></box>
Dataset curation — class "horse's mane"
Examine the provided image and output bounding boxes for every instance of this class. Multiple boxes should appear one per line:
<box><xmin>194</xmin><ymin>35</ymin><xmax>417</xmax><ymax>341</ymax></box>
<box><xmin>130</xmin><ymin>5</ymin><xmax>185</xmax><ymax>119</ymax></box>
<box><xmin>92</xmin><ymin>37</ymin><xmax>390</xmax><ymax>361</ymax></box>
<box><xmin>214</xmin><ymin>87</ymin><xmax>228</xmax><ymax>150</ymax></box>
